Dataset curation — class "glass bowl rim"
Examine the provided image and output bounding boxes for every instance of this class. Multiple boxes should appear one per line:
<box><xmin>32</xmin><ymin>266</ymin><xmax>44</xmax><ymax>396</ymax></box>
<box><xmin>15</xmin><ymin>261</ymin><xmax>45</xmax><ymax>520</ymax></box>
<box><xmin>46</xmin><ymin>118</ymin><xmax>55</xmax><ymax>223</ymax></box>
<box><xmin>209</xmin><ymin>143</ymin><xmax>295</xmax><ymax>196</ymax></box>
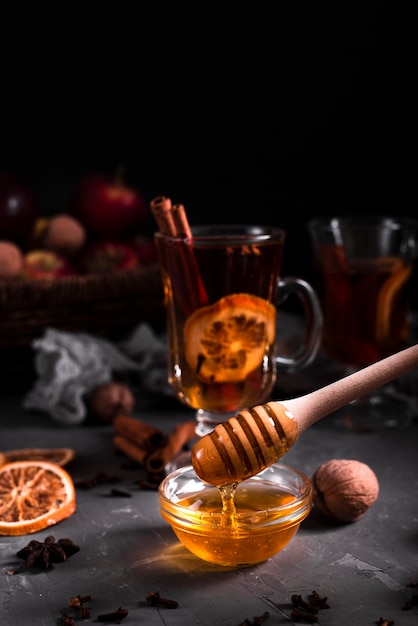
<box><xmin>158</xmin><ymin>462</ymin><xmax>312</xmax><ymax>531</ymax></box>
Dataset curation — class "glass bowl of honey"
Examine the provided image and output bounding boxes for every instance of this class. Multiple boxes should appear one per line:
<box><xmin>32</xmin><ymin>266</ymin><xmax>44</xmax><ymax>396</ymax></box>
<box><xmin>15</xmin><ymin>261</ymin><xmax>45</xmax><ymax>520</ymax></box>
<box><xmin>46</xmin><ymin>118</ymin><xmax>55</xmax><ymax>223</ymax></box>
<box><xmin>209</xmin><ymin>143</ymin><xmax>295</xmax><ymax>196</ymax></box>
<box><xmin>158</xmin><ymin>462</ymin><xmax>312</xmax><ymax>567</ymax></box>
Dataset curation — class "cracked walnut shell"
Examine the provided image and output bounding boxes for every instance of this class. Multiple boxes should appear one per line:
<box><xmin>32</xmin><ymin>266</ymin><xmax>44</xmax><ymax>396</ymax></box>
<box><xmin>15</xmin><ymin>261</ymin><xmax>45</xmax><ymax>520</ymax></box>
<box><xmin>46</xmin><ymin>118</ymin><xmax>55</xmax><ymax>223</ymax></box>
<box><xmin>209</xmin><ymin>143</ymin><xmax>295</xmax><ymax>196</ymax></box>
<box><xmin>312</xmin><ymin>459</ymin><xmax>379</xmax><ymax>523</ymax></box>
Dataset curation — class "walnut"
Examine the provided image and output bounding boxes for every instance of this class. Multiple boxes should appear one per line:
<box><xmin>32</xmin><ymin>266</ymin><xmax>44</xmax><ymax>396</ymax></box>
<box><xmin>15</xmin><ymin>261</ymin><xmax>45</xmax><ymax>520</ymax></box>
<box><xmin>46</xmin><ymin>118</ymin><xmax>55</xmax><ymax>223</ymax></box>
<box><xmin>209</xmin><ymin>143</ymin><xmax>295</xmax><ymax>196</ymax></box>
<box><xmin>311</xmin><ymin>459</ymin><xmax>379</xmax><ymax>523</ymax></box>
<box><xmin>87</xmin><ymin>382</ymin><xmax>135</xmax><ymax>424</ymax></box>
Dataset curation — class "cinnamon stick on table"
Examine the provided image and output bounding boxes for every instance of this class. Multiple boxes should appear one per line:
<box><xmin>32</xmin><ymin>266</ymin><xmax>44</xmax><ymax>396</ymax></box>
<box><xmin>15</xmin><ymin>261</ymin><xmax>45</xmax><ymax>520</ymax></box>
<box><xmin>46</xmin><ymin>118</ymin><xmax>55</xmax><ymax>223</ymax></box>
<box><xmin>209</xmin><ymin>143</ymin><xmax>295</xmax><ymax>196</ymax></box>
<box><xmin>113</xmin><ymin>415</ymin><xmax>168</xmax><ymax>451</ymax></box>
<box><xmin>145</xmin><ymin>421</ymin><xmax>197</xmax><ymax>474</ymax></box>
<box><xmin>113</xmin><ymin>434</ymin><xmax>148</xmax><ymax>467</ymax></box>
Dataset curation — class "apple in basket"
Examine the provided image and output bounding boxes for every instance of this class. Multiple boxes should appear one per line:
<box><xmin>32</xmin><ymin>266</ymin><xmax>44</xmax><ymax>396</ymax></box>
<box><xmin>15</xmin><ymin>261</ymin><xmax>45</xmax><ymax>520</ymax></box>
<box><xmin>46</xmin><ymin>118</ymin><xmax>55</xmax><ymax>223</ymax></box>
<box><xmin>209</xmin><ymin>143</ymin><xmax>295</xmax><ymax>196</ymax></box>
<box><xmin>78</xmin><ymin>240</ymin><xmax>140</xmax><ymax>274</ymax></box>
<box><xmin>71</xmin><ymin>170</ymin><xmax>149</xmax><ymax>240</ymax></box>
<box><xmin>22</xmin><ymin>250</ymin><xmax>77</xmax><ymax>279</ymax></box>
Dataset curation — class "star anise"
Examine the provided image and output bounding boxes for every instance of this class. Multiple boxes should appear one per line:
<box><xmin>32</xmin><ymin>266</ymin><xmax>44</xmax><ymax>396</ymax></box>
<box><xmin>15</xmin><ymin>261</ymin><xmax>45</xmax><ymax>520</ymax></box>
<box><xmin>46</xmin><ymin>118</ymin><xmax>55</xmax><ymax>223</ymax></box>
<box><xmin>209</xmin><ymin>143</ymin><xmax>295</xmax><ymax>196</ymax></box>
<box><xmin>16</xmin><ymin>535</ymin><xmax>80</xmax><ymax>569</ymax></box>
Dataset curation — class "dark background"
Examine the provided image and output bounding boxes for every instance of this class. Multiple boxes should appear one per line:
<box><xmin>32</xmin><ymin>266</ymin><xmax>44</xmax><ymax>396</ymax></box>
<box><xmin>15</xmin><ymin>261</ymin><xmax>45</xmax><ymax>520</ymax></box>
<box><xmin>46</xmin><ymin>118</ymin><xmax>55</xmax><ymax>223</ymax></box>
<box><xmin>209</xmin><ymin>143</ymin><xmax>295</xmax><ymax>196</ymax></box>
<box><xmin>1</xmin><ymin>1</ymin><xmax>416</xmax><ymax>283</ymax></box>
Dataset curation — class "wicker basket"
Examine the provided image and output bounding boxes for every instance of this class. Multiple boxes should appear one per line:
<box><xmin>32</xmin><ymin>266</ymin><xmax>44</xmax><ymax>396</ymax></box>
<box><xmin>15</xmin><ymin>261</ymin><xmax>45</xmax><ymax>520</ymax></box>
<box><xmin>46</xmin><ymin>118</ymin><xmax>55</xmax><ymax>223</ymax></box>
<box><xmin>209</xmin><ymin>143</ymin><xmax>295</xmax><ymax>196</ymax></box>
<box><xmin>0</xmin><ymin>263</ymin><xmax>165</xmax><ymax>392</ymax></box>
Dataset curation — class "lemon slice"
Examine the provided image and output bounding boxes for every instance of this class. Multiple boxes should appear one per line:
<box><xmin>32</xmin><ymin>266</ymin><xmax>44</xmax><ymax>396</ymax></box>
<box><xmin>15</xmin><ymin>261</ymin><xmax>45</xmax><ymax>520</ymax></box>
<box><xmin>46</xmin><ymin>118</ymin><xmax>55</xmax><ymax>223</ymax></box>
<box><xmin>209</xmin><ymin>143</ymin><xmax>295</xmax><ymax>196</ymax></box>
<box><xmin>376</xmin><ymin>262</ymin><xmax>412</xmax><ymax>341</ymax></box>
<box><xmin>184</xmin><ymin>293</ymin><xmax>276</xmax><ymax>383</ymax></box>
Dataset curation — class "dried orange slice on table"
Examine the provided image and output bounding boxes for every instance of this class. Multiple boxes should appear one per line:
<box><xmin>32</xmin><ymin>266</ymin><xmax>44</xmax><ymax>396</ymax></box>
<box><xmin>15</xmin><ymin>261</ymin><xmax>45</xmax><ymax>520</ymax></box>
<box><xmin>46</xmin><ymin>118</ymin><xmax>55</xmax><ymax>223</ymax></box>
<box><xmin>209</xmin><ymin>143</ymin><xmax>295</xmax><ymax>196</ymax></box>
<box><xmin>3</xmin><ymin>447</ymin><xmax>75</xmax><ymax>467</ymax></box>
<box><xmin>184</xmin><ymin>293</ymin><xmax>276</xmax><ymax>383</ymax></box>
<box><xmin>0</xmin><ymin>460</ymin><xmax>76</xmax><ymax>536</ymax></box>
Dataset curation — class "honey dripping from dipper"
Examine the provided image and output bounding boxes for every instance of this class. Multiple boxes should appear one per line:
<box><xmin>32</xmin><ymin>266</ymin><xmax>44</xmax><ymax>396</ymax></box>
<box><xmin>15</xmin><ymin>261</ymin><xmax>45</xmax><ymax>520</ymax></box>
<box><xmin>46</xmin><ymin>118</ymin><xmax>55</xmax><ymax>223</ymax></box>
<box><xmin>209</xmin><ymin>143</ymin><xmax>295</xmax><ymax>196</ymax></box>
<box><xmin>192</xmin><ymin>343</ymin><xmax>418</xmax><ymax>489</ymax></box>
<box><xmin>189</xmin><ymin>342</ymin><xmax>418</xmax><ymax>560</ymax></box>
<box><xmin>191</xmin><ymin>402</ymin><xmax>297</xmax><ymax>487</ymax></box>
<box><xmin>190</xmin><ymin>402</ymin><xmax>299</xmax><ymax>537</ymax></box>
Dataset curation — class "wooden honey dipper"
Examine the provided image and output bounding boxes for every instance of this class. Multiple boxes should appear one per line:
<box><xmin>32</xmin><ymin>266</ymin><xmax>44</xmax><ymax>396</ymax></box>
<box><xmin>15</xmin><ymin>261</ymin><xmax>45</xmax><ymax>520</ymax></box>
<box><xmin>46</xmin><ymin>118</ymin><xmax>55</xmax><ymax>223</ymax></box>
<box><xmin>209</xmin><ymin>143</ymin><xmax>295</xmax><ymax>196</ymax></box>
<box><xmin>191</xmin><ymin>343</ymin><xmax>418</xmax><ymax>486</ymax></box>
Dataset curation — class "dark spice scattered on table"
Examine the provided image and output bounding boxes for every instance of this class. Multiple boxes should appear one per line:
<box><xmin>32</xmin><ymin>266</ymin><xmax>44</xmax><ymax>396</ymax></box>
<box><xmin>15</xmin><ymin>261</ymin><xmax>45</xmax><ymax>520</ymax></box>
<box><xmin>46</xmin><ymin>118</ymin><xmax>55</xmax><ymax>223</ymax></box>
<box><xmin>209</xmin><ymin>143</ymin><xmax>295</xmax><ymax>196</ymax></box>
<box><xmin>97</xmin><ymin>606</ymin><xmax>129</xmax><ymax>623</ymax></box>
<box><xmin>309</xmin><ymin>590</ymin><xmax>330</xmax><ymax>609</ymax></box>
<box><xmin>237</xmin><ymin>610</ymin><xmax>270</xmax><ymax>625</ymax></box>
<box><xmin>104</xmin><ymin>487</ymin><xmax>132</xmax><ymax>497</ymax></box>
<box><xmin>16</xmin><ymin>535</ymin><xmax>80</xmax><ymax>569</ymax></box>
<box><xmin>74</xmin><ymin>471</ymin><xmax>122</xmax><ymax>489</ymax></box>
<box><xmin>291</xmin><ymin>594</ymin><xmax>319</xmax><ymax>613</ymax></box>
<box><xmin>289</xmin><ymin>591</ymin><xmax>330</xmax><ymax>623</ymax></box>
<box><xmin>146</xmin><ymin>590</ymin><xmax>179</xmax><ymax>608</ymax></box>
<box><xmin>61</xmin><ymin>613</ymin><xmax>75</xmax><ymax>626</ymax></box>
<box><xmin>68</xmin><ymin>594</ymin><xmax>92</xmax><ymax>618</ymax></box>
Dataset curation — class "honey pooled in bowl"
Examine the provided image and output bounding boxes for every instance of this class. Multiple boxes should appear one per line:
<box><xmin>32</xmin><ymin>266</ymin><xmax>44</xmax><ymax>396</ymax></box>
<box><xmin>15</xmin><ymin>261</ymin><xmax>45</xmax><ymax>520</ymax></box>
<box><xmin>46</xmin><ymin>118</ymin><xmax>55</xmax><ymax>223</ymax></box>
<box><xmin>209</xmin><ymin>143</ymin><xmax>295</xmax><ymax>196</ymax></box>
<box><xmin>159</xmin><ymin>463</ymin><xmax>312</xmax><ymax>567</ymax></box>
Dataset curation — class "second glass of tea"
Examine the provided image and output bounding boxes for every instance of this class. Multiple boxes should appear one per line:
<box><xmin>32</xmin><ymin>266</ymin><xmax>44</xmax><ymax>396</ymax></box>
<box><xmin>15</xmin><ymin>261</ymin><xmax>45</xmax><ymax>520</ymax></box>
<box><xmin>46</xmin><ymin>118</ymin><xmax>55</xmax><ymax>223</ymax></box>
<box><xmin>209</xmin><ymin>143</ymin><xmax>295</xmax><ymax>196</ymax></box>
<box><xmin>308</xmin><ymin>215</ymin><xmax>418</xmax><ymax>429</ymax></box>
<box><xmin>155</xmin><ymin>224</ymin><xmax>323</xmax><ymax>436</ymax></box>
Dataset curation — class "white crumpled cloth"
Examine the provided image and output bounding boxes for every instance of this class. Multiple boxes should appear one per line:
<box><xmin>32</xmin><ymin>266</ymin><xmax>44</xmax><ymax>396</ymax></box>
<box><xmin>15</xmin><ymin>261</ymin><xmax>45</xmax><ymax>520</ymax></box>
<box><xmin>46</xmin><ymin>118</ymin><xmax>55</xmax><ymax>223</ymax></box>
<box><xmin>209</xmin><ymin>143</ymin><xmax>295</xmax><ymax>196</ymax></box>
<box><xmin>23</xmin><ymin>324</ymin><xmax>172</xmax><ymax>425</ymax></box>
<box><xmin>23</xmin><ymin>313</ymin><xmax>418</xmax><ymax>426</ymax></box>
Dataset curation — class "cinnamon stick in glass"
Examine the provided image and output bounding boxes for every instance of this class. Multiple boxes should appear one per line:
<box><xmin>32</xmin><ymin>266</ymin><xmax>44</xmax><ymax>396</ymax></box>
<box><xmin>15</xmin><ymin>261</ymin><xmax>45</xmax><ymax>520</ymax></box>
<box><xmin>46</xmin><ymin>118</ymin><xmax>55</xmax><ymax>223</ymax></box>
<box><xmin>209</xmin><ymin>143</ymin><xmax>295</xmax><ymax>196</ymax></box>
<box><xmin>149</xmin><ymin>196</ymin><xmax>177</xmax><ymax>236</ymax></box>
<box><xmin>151</xmin><ymin>196</ymin><xmax>208</xmax><ymax>315</ymax></box>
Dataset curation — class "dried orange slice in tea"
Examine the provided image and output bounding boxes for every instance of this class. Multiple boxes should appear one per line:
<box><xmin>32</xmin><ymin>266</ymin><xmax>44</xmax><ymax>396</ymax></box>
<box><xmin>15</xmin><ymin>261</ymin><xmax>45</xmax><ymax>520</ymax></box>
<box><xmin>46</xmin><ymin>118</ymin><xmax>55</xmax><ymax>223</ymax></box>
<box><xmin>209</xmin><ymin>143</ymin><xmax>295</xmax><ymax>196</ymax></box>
<box><xmin>3</xmin><ymin>447</ymin><xmax>75</xmax><ymax>467</ymax></box>
<box><xmin>184</xmin><ymin>293</ymin><xmax>276</xmax><ymax>383</ymax></box>
<box><xmin>376</xmin><ymin>259</ymin><xmax>412</xmax><ymax>342</ymax></box>
<box><xmin>0</xmin><ymin>460</ymin><xmax>76</xmax><ymax>536</ymax></box>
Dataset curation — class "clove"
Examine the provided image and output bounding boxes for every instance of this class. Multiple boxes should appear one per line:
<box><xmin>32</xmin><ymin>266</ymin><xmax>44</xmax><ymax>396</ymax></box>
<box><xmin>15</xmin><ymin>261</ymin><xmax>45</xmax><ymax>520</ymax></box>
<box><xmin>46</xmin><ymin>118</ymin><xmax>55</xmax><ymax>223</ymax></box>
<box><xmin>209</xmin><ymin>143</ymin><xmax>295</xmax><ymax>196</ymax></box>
<box><xmin>97</xmin><ymin>606</ymin><xmax>128</xmax><ymax>623</ymax></box>
<box><xmin>146</xmin><ymin>590</ymin><xmax>179</xmax><ymax>608</ymax></box>
<box><xmin>309</xmin><ymin>590</ymin><xmax>330</xmax><ymax>609</ymax></box>
<box><xmin>291</xmin><ymin>594</ymin><xmax>318</xmax><ymax>613</ymax></box>
<box><xmin>68</xmin><ymin>594</ymin><xmax>92</xmax><ymax>619</ymax></box>
<box><xmin>68</xmin><ymin>594</ymin><xmax>92</xmax><ymax>607</ymax></box>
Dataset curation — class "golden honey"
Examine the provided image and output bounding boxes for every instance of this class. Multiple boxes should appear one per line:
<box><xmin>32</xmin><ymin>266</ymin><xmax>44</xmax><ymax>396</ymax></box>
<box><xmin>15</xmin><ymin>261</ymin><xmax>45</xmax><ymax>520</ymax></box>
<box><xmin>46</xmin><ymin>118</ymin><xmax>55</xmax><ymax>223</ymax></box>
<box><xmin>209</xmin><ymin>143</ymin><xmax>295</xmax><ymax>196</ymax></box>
<box><xmin>158</xmin><ymin>463</ymin><xmax>312</xmax><ymax>567</ymax></box>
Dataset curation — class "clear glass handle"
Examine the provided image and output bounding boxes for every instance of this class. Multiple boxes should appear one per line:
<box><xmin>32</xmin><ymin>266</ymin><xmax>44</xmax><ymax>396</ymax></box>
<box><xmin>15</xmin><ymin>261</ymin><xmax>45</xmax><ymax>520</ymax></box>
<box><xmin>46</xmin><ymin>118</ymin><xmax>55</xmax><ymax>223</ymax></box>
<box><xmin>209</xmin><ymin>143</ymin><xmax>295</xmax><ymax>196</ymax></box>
<box><xmin>275</xmin><ymin>277</ymin><xmax>323</xmax><ymax>371</ymax></box>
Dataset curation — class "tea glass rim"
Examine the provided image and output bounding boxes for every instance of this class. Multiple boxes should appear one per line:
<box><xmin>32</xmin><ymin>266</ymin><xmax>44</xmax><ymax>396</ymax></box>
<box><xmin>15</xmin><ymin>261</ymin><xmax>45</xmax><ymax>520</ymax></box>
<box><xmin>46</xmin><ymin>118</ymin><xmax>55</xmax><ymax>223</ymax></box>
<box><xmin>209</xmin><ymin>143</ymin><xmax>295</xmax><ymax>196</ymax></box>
<box><xmin>308</xmin><ymin>215</ymin><xmax>418</xmax><ymax>232</ymax></box>
<box><xmin>155</xmin><ymin>224</ymin><xmax>286</xmax><ymax>245</ymax></box>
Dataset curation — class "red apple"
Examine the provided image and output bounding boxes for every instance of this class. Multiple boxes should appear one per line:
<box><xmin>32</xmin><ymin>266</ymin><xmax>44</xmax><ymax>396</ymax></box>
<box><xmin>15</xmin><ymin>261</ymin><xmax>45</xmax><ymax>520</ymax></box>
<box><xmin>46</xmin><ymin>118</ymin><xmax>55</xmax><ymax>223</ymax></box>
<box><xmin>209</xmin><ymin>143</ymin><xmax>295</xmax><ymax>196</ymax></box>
<box><xmin>0</xmin><ymin>172</ymin><xmax>37</xmax><ymax>244</ymax></box>
<box><xmin>72</xmin><ymin>170</ymin><xmax>149</xmax><ymax>240</ymax></box>
<box><xmin>78</xmin><ymin>240</ymin><xmax>140</xmax><ymax>274</ymax></box>
<box><xmin>22</xmin><ymin>250</ymin><xmax>77</xmax><ymax>280</ymax></box>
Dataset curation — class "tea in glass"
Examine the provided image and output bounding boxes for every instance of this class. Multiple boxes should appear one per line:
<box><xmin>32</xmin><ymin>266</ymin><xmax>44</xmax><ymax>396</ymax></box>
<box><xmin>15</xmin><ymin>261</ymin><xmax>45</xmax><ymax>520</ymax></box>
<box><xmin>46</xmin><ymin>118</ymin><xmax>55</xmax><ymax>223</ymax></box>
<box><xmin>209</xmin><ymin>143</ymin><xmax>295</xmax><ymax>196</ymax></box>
<box><xmin>308</xmin><ymin>216</ymin><xmax>418</xmax><ymax>429</ymax></box>
<box><xmin>315</xmin><ymin>246</ymin><xmax>412</xmax><ymax>367</ymax></box>
<box><xmin>155</xmin><ymin>224</ymin><xmax>323</xmax><ymax>435</ymax></box>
